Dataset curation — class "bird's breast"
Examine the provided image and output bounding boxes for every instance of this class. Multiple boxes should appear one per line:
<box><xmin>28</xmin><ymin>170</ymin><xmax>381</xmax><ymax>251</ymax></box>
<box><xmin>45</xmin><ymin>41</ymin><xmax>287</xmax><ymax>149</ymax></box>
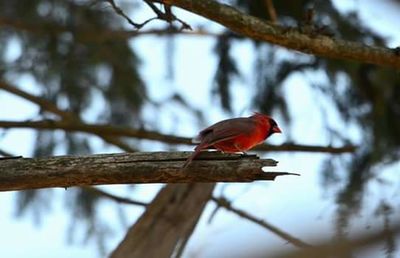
<box><xmin>213</xmin><ymin>129</ymin><xmax>266</xmax><ymax>152</ymax></box>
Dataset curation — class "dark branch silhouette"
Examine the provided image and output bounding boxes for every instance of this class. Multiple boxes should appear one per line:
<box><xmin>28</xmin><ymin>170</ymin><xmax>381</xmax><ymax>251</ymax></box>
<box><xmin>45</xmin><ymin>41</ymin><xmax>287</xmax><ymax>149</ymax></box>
<box><xmin>211</xmin><ymin>196</ymin><xmax>312</xmax><ymax>248</ymax></box>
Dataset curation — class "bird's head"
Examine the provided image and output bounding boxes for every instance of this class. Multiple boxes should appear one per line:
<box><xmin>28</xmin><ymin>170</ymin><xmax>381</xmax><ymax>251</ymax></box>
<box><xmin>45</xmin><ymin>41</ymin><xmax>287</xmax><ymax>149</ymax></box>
<box><xmin>252</xmin><ymin>112</ymin><xmax>282</xmax><ymax>135</ymax></box>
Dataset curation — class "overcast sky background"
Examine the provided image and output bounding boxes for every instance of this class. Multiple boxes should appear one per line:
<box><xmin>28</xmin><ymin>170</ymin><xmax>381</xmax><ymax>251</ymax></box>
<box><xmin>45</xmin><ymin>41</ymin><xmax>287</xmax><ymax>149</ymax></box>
<box><xmin>0</xmin><ymin>1</ymin><xmax>400</xmax><ymax>257</ymax></box>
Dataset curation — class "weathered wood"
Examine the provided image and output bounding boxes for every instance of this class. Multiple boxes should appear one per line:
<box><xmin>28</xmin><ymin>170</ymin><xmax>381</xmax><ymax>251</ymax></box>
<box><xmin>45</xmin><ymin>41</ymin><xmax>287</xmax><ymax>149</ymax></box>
<box><xmin>0</xmin><ymin>151</ymin><xmax>298</xmax><ymax>192</ymax></box>
<box><xmin>110</xmin><ymin>183</ymin><xmax>215</xmax><ymax>258</ymax></box>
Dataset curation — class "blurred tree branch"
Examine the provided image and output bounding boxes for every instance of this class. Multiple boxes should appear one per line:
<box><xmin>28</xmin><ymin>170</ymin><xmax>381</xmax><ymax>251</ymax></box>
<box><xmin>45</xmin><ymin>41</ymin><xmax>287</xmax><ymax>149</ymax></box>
<box><xmin>0</xmin><ymin>81</ymin><xmax>134</xmax><ymax>152</ymax></box>
<box><xmin>211</xmin><ymin>196</ymin><xmax>311</xmax><ymax>248</ymax></box>
<box><xmin>86</xmin><ymin>186</ymin><xmax>312</xmax><ymax>252</ymax></box>
<box><xmin>157</xmin><ymin>0</ymin><xmax>400</xmax><ymax>69</ymax></box>
<box><xmin>106</xmin><ymin>0</ymin><xmax>153</xmax><ymax>29</ymax></box>
<box><xmin>275</xmin><ymin>223</ymin><xmax>400</xmax><ymax>258</ymax></box>
<box><xmin>111</xmin><ymin>183</ymin><xmax>214</xmax><ymax>258</ymax></box>
<box><xmin>0</xmin><ymin>119</ymin><xmax>356</xmax><ymax>154</ymax></box>
<box><xmin>0</xmin><ymin>17</ymin><xmax>218</xmax><ymax>43</ymax></box>
<box><xmin>264</xmin><ymin>0</ymin><xmax>278</xmax><ymax>24</ymax></box>
<box><xmin>82</xmin><ymin>186</ymin><xmax>148</xmax><ymax>207</ymax></box>
<box><xmin>106</xmin><ymin>0</ymin><xmax>191</xmax><ymax>30</ymax></box>
<box><xmin>0</xmin><ymin>80</ymin><xmax>356</xmax><ymax>154</ymax></box>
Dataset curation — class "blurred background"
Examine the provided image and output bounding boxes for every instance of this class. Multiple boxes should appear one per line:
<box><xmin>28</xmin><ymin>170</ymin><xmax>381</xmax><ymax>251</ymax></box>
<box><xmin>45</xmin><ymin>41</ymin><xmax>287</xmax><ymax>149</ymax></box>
<box><xmin>0</xmin><ymin>0</ymin><xmax>399</xmax><ymax>257</ymax></box>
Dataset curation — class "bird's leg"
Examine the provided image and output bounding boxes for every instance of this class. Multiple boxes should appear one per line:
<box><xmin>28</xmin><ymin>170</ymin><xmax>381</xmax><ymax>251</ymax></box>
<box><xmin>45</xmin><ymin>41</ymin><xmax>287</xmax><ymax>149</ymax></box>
<box><xmin>234</xmin><ymin>144</ymin><xmax>249</xmax><ymax>156</ymax></box>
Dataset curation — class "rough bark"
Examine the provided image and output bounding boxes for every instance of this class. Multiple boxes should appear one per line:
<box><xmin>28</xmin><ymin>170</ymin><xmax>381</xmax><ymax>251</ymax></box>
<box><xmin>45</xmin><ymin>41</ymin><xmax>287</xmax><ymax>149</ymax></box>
<box><xmin>0</xmin><ymin>152</ymin><xmax>297</xmax><ymax>192</ymax></box>
<box><xmin>110</xmin><ymin>183</ymin><xmax>215</xmax><ymax>258</ymax></box>
<box><xmin>160</xmin><ymin>0</ymin><xmax>400</xmax><ymax>70</ymax></box>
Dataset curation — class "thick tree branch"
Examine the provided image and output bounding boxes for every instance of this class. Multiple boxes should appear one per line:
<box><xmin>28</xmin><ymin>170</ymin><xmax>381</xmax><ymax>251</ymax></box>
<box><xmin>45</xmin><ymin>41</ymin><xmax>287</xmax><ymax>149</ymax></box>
<box><xmin>211</xmin><ymin>196</ymin><xmax>311</xmax><ymax>248</ymax></box>
<box><xmin>111</xmin><ymin>183</ymin><xmax>215</xmax><ymax>258</ymax></box>
<box><xmin>0</xmin><ymin>119</ymin><xmax>356</xmax><ymax>154</ymax></box>
<box><xmin>0</xmin><ymin>152</ymin><xmax>298</xmax><ymax>192</ymax></box>
<box><xmin>0</xmin><ymin>81</ymin><xmax>74</xmax><ymax>120</ymax></box>
<box><xmin>159</xmin><ymin>0</ymin><xmax>400</xmax><ymax>69</ymax></box>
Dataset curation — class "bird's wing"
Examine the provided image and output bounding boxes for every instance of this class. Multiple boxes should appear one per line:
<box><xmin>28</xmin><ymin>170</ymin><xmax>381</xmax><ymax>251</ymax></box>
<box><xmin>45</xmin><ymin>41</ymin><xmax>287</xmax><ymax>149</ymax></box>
<box><xmin>197</xmin><ymin>118</ymin><xmax>255</xmax><ymax>146</ymax></box>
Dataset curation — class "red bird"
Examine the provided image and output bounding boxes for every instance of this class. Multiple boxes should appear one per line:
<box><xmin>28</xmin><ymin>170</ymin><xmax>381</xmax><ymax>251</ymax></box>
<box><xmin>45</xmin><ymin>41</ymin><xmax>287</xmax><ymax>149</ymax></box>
<box><xmin>183</xmin><ymin>112</ymin><xmax>281</xmax><ymax>167</ymax></box>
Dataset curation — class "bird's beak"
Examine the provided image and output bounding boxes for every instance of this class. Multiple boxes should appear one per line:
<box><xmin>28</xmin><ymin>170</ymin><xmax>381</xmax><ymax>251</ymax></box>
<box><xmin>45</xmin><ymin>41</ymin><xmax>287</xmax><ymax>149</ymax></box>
<box><xmin>273</xmin><ymin>126</ymin><xmax>282</xmax><ymax>133</ymax></box>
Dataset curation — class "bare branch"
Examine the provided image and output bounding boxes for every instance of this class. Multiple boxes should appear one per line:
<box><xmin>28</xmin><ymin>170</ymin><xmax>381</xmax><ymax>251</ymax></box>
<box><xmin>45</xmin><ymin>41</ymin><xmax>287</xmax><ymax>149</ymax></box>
<box><xmin>0</xmin><ymin>81</ymin><xmax>135</xmax><ymax>152</ymax></box>
<box><xmin>106</xmin><ymin>0</ymin><xmax>148</xmax><ymax>29</ymax></box>
<box><xmin>143</xmin><ymin>0</ymin><xmax>192</xmax><ymax>30</ymax></box>
<box><xmin>81</xmin><ymin>186</ymin><xmax>311</xmax><ymax>253</ymax></box>
<box><xmin>0</xmin><ymin>17</ymin><xmax>216</xmax><ymax>42</ymax></box>
<box><xmin>0</xmin><ymin>119</ymin><xmax>356</xmax><ymax>154</ymax></box>
<box><xmin>0</xmin><ymin>80</ymin><xmax>74</xmax><ymax>120</ymax></box>
<box><xmin>264</xmin><ymin>0</ymin><xmax>278</xmax><ymax>24</ymax></box>
<box><xmin>255</xmin><ymin>143</ymin><xmax>356</xmax><ymax>154</ymax></box>
<box><xmin>0</xmin><ymin>151</ymin><xmax>297</xmax><ymax>192</ymax></box>
<box><xmin>158</xmin><ymin>0</ymin><xmax>400</xmax><ymax>69</ymax></box>
<box><xmin>0</xmin><ymin>149</ymin><xmax>13</xmax><ymax>157</ymax></box>
<box><xmin>211</xmin><ymin>196</ymin><xmax>311</xmax><ymax>248</ymax></box>
<box><xmin>81</xmin><ymin>185</ymin><xmax>310</xmax><ymax>253</ymax></box>
<box><xmin>106</xmin><ymin>0</ymin><xmax>191</xmax><ymax>31</ymax></box>
<box><xmin>82</xmin><ymin>186</ymin><xmax>148</xmax><ymax>207</ymax></box>
<box><xmin>275</xmin><ymin>223</ymin><xmax>400</xmax><ymax>258</ymax></box>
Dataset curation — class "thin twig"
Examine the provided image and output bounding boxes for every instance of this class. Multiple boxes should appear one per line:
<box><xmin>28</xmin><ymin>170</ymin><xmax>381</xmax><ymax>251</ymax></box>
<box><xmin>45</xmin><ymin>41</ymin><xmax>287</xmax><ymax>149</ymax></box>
<box><xmin>0</xmin><ymin>81</ymin><xmax>74</xmax><ymax>121</ymax></box>
<box><xmin>106</xmin><ymin>0</ymin><xmax>146</xmax><ymax>29</ymax></box>
<box><xmin>211</xmin><ymin>196</ymin><xmax>312</xmax><ymax>248</ymax></box>
<box><xmin>106</xmin><ymin>0</ymin><xmax>191</xmax><ymax>30</ymax></box>
<box><xmin>265</xmin><ymin>0</ymin><xmax>278</xmax><ymax>24</ymax></box>
<box><xmin>82</xmin><ymin>186</ymin><xmax>148</xmax><ymax>207</ymax></box>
